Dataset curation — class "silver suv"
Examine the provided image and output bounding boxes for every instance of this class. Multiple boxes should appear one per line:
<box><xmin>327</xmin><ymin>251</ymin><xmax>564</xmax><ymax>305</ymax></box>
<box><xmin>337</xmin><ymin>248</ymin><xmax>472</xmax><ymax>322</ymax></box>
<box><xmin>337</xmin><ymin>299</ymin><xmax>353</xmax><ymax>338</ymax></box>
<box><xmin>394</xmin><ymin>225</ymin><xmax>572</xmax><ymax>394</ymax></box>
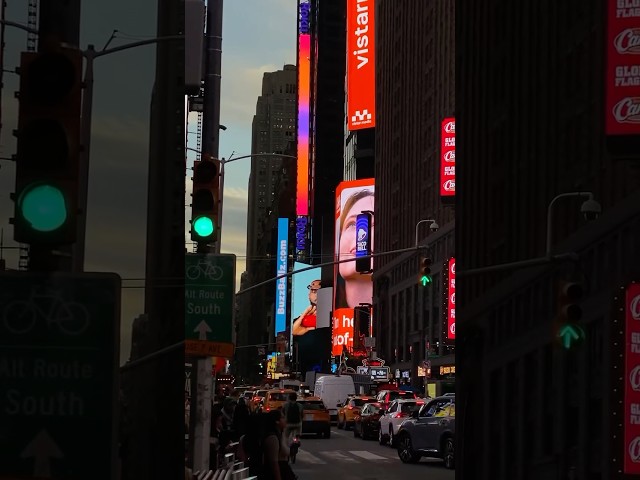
<box><xmin>395</xmin><ymin>395</ymin><xmax>455</xmax><ymax>469</ymax></box>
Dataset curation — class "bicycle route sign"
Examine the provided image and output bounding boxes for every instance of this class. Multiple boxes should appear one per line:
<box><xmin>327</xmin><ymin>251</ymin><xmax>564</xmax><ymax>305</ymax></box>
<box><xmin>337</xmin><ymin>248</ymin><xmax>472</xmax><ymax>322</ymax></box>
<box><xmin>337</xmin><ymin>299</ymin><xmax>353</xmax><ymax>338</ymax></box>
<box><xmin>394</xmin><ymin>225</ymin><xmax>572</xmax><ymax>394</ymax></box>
<box><xmin>0</xmin><ymin>271</ymin><xmax>120</xmax><ymax>480</ymax></box>
<box><xmin>185</xmin><ymin>253</ymin><xmax>236</xmax><ymax>358</ymax></box>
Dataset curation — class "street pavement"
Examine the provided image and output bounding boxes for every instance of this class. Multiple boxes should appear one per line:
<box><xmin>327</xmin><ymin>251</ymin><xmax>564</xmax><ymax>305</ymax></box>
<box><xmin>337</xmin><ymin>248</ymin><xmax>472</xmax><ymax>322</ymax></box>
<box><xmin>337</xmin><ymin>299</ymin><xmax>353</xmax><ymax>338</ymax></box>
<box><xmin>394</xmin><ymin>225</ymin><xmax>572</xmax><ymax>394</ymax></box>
<box><xmin>289</xmin><ymin>426</ymin><xmax>455</xmax><ymax>480</ymax></box>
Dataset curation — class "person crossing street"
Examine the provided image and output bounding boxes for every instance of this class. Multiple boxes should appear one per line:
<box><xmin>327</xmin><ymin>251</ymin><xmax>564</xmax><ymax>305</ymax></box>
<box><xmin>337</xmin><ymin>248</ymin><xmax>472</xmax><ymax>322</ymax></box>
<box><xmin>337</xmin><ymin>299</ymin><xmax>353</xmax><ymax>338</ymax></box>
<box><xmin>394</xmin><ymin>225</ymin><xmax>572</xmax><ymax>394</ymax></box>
<box><xmin>282</xmin><ymin>392</ymin><xmax>303</xmax><ymax>446</ymax></box>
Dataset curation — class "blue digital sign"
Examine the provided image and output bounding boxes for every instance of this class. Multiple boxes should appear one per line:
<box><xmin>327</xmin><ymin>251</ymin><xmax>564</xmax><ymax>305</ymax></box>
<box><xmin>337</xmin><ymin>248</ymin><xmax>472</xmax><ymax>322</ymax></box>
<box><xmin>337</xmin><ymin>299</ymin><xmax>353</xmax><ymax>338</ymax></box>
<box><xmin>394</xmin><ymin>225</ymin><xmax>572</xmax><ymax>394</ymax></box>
<box><xmin>275</xmin><ymin>218</ymin><xmax>289</xmax><ymax>335</ymax></box>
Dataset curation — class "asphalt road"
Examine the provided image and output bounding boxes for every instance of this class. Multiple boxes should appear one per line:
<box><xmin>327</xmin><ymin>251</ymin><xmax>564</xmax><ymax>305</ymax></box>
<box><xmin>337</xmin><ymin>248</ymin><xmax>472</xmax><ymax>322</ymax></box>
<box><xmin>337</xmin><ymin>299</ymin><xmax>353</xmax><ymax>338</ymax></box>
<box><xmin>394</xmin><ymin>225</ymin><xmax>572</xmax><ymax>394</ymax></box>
<box><xmin>289</xmin><ymin>426</ymin><xmax>455</xmax><ymax>480</ymax></box>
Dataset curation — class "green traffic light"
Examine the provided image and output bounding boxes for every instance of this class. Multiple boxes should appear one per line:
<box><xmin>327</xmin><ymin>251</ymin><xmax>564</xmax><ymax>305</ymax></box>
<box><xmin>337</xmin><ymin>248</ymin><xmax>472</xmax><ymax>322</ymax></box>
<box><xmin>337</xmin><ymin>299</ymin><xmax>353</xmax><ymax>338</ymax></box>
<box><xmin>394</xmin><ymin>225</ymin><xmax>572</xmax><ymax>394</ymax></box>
<box><xmin>557</xmin><ymin>324</ymin><xmax>585</xmax><ymax>349</ymax></box>
<box><xmin>420</xmin><ymin>275</ymin><xmax>432</xmax><ymax>286</ymax></box>
<box><xmin>19</xmin><ymin>184</ymin><xmax>67</xmax><ymax>232</ymax></box>
<box><xmin>193</xmin><ymin>216</ymin><xmax>215</xmax><ymax>238</ymax></box>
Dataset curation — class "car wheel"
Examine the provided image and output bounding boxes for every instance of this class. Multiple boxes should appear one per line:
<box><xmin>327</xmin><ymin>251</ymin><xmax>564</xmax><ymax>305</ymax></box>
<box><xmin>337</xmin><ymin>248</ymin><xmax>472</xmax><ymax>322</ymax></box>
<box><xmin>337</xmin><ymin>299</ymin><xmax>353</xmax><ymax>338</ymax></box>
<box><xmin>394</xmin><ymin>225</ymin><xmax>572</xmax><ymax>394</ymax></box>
<box><xmin>378</xmin><ymin>428</ymin><xmax>386</xmax><ymax>445</ymax></box>
<box><xmin>324</xmin><ymin>429</ymin><xmax>331</xmax><ymax>439</ymax></box>
<box><xmin>361</xmin><ymin>426</ymin><xmax>369</xmax><ymax>441</ymax></box>
<box><xmin>353</xmin><ymin>425</ymin><xmax>359</xmax><ymax>437</ymax></box>
<box><xmin>397</xmin><ymin>434</ymin><xmax>420</xmax><ymax>464</ymax></box>
<box><xmin>337</xmin><ymin>415</ymin><xmax>344</xmax><ymax>429</ymax></box>
<box><xmin>442</xmin><ymin>437</ymin><xmax>455</xmax><ymax>469</ymax></box>
<box><xmin>388</xmin><ymin>426</ymin><xmax>395</xmax><ymax>448</ymax></box>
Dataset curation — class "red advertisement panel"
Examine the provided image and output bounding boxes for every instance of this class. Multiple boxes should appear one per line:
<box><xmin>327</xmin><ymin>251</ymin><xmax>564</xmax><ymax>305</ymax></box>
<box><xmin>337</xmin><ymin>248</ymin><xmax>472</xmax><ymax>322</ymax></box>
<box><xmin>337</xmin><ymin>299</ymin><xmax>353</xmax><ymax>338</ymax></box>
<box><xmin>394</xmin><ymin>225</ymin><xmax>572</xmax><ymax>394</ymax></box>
<box><xmin>447</xmin><ymin>258</ymin><xmax>455</xmax><ymax>340</ymax></box>
<box><xmin>440</xmin><ymin>118</ymin><xmax>455</xmax><ymax>197</ymax></box>
<box><xmin>606</xmin><ymin>1</ymin><xmax>640</xmax><ymax>135</ymax></box>
<box><xmin>624</xmin><ymin>282</ymin><xmax>640</xmax><ymax>474</ymax></box>
<box><xmin>346</xmin><ymin>0</ymin><xmax>376</xmax><ymax>130</ymax></box>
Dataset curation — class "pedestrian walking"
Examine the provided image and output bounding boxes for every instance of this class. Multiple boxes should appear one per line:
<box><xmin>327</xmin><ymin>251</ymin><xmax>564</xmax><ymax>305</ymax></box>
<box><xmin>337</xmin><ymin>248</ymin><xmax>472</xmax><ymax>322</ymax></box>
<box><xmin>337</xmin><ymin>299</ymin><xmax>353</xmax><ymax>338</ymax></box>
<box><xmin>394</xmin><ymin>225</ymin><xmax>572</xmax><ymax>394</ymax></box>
<box><xmin>282</xmin><ymin>393</ymin><xmax>303</xmax><ymax>446</ymax></box>
<box><xmin>232</xmin><ymin>397</ymin><xmax>251</xmax><ymax>440</ymax></box>
<box><xmin>260</xmin><ymin>410</ymin><xmax>297</xmax><ymax>480</ymax></box>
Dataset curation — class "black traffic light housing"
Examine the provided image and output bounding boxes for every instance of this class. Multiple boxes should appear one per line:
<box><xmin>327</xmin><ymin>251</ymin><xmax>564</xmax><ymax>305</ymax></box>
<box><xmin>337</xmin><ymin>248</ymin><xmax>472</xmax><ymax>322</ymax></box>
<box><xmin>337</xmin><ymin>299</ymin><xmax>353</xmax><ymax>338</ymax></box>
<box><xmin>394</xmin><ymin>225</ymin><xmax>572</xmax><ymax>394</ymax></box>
<box><xmin>12</xmin><ymin>46</ymin><xmax>83</xmax><ymax>245</ymax></box>
<box><xmin>190</xmin><ymin>156</ymin><xmax>220</xmax><ymax>243</ymax></box>
<box><xmin>419</xmin><ymin>256</ymin><xmax>433</xmax><ymax>286</ymax></box>
<box><xmin>353</xmin><ymin>305</ymin><xmax>371</xmax><ymax>351</ymax></box>
<box><xmin>555</xmin><ymin>279</ymin><xmax>586</xmax><ymax>349</ymax></box>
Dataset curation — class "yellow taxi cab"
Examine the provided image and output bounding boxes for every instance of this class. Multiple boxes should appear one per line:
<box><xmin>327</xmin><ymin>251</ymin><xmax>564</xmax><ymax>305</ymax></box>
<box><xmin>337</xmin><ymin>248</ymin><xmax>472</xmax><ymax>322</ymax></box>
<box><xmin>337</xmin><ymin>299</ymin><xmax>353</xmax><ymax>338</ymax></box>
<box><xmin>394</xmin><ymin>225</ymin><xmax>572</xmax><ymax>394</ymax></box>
<box><xmin>299</xmin><ymin>396</ymin><xmax>331</xmax><ymax>438</ymax></box>
<box><xmin>262</xmin><ymin>389</ymin><xmax>296</xmax><ymax>413</ymax></box>
<box><xmin>337</xmin><ymin>395</ymin><xmax>375</xmax><ymax>430</ymax></box>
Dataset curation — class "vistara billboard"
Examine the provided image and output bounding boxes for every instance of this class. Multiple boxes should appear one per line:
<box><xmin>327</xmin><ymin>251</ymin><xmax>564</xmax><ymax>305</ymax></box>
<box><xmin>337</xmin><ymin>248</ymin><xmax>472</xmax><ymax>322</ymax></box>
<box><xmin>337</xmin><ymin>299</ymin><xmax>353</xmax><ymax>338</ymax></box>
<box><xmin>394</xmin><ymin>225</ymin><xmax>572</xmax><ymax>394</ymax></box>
<box><xmin>347</xmin><ymin>0</ymin><xmax>376</xmax><ymax>130</ymax></box>
<box><xmin>332</xmin><ymin>179</ymin><xmax>375</xmax><ymax>355</ymax></box>
<box><xmin>606</xmin><ymin>1</ymin><xmax>640</xmax><ymax>135</ymax></box>
<box><xmin>440</xmin><ymin>118</ymin><xmax>455</xmax><ymax>197</ymax></box>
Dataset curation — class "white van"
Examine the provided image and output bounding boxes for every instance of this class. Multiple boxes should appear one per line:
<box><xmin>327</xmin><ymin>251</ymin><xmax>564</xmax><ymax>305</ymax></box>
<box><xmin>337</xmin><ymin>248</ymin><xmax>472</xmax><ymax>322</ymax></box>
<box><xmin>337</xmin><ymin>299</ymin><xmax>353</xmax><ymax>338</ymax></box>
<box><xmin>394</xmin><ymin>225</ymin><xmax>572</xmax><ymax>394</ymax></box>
<box><xmin>314</xmin><ymin>375</ymin><xmax>355</xmax><ymax>421</ymax></box>
<box><xmin>279</xmin><ymin>379</ymin><xmax>301</xmax><ymax>392</ymax></box>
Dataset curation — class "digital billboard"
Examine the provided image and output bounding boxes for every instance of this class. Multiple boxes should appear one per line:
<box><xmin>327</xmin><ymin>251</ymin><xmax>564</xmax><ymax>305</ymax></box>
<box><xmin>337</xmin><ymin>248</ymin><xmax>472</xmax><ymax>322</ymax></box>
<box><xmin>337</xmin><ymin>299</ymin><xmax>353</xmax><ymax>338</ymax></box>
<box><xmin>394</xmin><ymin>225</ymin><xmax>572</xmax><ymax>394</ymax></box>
<box><xmin>440</xmin><ymin>118</ymin><xmax>455</xmax><ymax>197</ymax></box>
<box><xmin>297</xmin><ymin>0</ymin><xmax>311</xmax><ymax>215</ymax></box>
<box><xmin>624</xmin><ymin>282</ymin><xmax>640</xmax><ymax>474</ymax></box>
<box><xmin>606</xmin><ymin>1</ymin><xmax>640</xmax><ymax>135</ymax></box>
<box><xmin>290</xmin><ymin>262</ymin><xmax>323</xmax><ymax>339</ymax></box>
<box><xmin>274</xmin><ymin>218</ymin><xmax>289</xmax><ymax>335</ymax></box>
<box><xmin>347</xmin><ymin>0</ymin><xmax>376</xmax><ymax>130</ymax></box>
<box><xmin>332</xmin><ymin>179</ymin><xmax>375</xmax><ymax>356</ymax></box>
<box><xmin>447</xmin><ymin>258</ymin><xmax>455</xmax><ymax>340</ymax></box>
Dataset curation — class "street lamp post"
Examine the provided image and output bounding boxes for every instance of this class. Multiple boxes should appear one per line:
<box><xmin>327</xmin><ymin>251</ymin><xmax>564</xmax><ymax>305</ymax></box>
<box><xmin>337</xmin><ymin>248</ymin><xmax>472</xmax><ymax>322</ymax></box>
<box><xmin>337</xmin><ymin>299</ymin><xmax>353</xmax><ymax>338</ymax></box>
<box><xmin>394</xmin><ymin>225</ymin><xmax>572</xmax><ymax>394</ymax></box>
<box><xmin>415</xmin><ymin>219</ymin><xmax>439</xmax><ymax>247</ymax></box>
<box><xmin>546</xmin><ymin>192</ymin><xmax>601</xmax><ymax>257</ymax></box>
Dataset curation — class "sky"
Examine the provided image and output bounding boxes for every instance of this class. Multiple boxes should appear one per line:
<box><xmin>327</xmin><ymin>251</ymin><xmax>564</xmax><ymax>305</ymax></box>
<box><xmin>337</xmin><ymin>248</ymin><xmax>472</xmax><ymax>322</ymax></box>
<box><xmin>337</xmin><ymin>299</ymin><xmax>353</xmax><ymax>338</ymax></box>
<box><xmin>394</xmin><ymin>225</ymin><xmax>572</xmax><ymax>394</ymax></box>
<box><xmin>0</xmin><ymin>0</ymin><xmax>297</xmax><ymax>365</ymax></box>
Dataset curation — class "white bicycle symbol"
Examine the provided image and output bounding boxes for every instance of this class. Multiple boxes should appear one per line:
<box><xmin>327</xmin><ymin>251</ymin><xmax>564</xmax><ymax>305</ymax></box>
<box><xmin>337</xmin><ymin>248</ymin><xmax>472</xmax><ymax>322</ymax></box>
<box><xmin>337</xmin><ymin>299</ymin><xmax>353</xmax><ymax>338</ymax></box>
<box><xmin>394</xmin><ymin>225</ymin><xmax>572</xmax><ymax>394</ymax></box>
<box><xmin>186</xmin><ymin>260</ymin><xmax>224</xmax><ymax>281</ymax></box>
<box><xmin>3</xmin><ymin>289</ymin><xmax>90</xmax><ymax>336</ymax></box>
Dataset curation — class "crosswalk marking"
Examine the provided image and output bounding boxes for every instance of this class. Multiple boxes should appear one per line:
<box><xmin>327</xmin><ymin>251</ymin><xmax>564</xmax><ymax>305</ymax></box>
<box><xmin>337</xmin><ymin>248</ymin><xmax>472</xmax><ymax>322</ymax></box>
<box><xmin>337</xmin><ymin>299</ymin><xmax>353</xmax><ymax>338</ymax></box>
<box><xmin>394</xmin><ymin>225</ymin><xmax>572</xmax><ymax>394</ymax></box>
<box><xmin>297</xmin><ymin>449</ymin><xmax>394</xmax><ymax>465</ymax></box>
<box><xmin>349</xmin><ymin>451</ymin><xmax>389</xmax><ymax>461</ymax></box>
<box><xmin>296</xmin><ymin>450</ymin><xmax>326</xmax><ymax>464</ymax></box>
<box><xmin>319</xmin><ymin>451</ymin><xmax>359</xmax><ymax>463</ymax></box>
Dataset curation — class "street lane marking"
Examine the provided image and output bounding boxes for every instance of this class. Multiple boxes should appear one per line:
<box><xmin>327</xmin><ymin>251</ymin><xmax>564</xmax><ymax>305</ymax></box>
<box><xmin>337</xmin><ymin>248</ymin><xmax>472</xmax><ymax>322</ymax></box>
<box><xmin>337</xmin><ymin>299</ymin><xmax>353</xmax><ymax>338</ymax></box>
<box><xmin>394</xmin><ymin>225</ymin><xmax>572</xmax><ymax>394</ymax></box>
<box><xmin>297</xmin><ymin>449</ymin><xmax>326</xmax><ymax>464</ymax></box>
<box><xmin>349</xmin><ymin>451</ymin><xmax>389</xmax><ymax>461</ymax></box>
<box><xmin>320</xmin><ymin>451</ymin><xmax>359</xmax><ymax>462</ymax></box>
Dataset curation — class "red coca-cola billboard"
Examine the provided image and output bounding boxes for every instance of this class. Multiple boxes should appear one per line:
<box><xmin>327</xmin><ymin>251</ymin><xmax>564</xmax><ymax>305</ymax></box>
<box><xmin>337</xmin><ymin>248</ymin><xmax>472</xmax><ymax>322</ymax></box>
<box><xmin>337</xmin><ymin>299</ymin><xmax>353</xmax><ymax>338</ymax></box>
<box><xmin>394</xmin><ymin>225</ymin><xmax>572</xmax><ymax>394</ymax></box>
<box><xmin>440</xmin><ymin>118</ymin><xmax>455</xmax><ymax>197</ymax></box>
<box><xmin>624</xmin><ymin>282</ymin><xmax>640</xmax><ymax>474</ymax></box>
<box><xmin>447</xmin><ymin>258</ymin><xmax>455</xmax><ymax>340</ymax></box>
<box><xmin>606</xmin><ymin>2</ymin><xmax>640</xmax><ymax>135</ymax></box>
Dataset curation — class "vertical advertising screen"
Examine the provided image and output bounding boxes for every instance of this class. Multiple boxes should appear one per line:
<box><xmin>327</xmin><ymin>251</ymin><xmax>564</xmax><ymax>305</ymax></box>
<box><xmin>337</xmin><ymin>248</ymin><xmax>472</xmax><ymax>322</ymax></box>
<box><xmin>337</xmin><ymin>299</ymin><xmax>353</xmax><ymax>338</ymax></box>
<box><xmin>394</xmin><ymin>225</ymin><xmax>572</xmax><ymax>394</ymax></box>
<box><xmin>355</xmin><ymin>212</ymin><xmax>372</xmax><ymax>272</ymax></box>
<box><xmin>274</xmin><ymin>218</ymin><xmax>289</xmax><ymax>335</ymax></box>
<box><xmin>447</xmin><ymin>258</ymin><xmax>455</xmax><ymax>340</ymax></box>
<box><xmin>606</xmin><ymin>1</ymin><xmax>640</xmax><ymax>135</ymax></box>
<box><xmin>297</xmin><ymin>0</ymin><xmax>311</xmax><ymax>215</ymax></box>
<box><xmin>332</xmin><ymin>179</ymin><xmax>375</xmax><ymax>356</ymax></box>
<box><xmin>346</xmin><ymin>0</ymin><xmax>376</xmax><ymax>130</ymax></box>
<box><xmin>624</xmin><ymin>282</ymin><xmax>640</xmax><ymax>474</ymax></box>
<box><xmin>290</xmin><ymin>262</ymin><xmax>324</xmax><ymax>339</ymax></box>
<box><xmin>440</xmin><ymin>118</ymin><xmax>455</xmax><ymax>197</ymax></box>
<box><xmin>295</xmin><ymin>215</ymin><xmax>309</xmax><ymax>262</ymax></box>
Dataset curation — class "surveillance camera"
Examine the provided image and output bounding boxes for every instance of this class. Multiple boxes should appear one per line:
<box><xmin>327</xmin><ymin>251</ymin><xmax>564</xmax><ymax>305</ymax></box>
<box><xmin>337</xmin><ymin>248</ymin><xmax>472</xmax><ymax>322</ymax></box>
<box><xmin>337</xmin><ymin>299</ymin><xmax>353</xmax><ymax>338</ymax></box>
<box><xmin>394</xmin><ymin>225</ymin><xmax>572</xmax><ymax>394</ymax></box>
<box><xmin>580</xmin><ymin>198</ymin><xmax>601</xmax><ymax>221</ymax></box>
<box><xmin>429</xmin><ymin>221</ymin><xmax>440</xmax><ymax>232</ymax></box>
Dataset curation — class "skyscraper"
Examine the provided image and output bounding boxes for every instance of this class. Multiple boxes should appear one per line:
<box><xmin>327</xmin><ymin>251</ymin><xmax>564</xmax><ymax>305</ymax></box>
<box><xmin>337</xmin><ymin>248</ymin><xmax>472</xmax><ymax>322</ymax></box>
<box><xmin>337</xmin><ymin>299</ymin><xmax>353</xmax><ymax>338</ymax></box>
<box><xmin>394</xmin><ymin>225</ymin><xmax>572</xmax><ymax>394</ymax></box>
<box><xmin>373</xmin><ymin>0</ymin><xmax>455</xmax><ymax>390</ymax></box>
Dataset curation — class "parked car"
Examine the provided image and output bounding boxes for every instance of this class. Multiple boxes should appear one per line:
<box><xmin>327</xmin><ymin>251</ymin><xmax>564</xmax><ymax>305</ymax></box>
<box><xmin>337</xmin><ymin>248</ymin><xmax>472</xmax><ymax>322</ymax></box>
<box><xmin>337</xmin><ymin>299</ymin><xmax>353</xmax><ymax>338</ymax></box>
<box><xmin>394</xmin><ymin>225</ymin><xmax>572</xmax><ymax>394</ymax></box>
<box><xmin>299</xmin><ymin>397</ymin><xmax>331</xmax><ymax>438</ymax></box>
<box><xmin>353</xmin><ymin>402</ymin><xmax>383</xmax><ymax>440</ymax></box>
<box><xmin>378</xmin><ymin>398</ymin><xmax>425</xmax><ymax>447</ymax></box>
<box><xmin>395</xmin><ymin>395</ymin><xmax>455</xmax><ymax>469</ymax></box>
<box><xmin>337</xmin><ymin>395</ymin><xmax>375</xmax><ymax>430</ymax></box>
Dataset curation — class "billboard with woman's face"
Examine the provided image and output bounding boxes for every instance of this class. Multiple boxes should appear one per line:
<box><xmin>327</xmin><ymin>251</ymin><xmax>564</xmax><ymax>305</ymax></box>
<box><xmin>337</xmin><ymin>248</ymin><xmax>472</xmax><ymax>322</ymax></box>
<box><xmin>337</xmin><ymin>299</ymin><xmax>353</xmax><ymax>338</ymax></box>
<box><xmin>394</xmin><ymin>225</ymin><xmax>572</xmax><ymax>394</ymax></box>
<box><xmin>332</xmin><ymin>179</ymin><xmax>375</xmax><ymax>356</ymax></box>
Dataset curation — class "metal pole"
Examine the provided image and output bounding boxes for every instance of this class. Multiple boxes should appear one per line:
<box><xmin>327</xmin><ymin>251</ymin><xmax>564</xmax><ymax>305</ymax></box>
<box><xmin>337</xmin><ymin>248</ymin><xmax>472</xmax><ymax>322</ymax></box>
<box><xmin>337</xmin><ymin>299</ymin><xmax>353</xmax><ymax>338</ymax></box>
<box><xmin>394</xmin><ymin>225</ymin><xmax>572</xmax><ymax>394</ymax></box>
<box><xmin>193</xmin><ymin>0</ymin><xmax>223</xmax><ymax>472</ymax></box>
<box><xmin>73</xmin><ymin>46</ymin><xmax>95</xmax><ymax>272</ymax></box>
<box><xmin>218</xmin><ymin>160</ymin><xmax>225</xmax><ymax>241</ymax></box>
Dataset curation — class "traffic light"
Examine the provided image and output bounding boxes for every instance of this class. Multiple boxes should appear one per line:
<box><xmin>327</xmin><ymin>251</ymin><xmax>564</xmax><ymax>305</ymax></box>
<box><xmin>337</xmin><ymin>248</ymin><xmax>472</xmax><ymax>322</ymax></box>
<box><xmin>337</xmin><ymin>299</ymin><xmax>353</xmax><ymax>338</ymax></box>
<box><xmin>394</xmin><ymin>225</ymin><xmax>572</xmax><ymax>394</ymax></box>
<box><xmin>12</xmin><ymin>46</ymin><xmax>83</xmax><ymax>245</ymax></box>
<box><xmin>353</xmin><ymin>305</ymin><xmax>371</xmax><ymax>350</ymax></box>
<box><xmin>556</xmin><ymin>279</ymin><xmax>586</xmax><ymax>349</ymax></box>
<box><xmin>190</xmin><ymin>157</ymin><xmax>220</xmax><ymax>243</ymax></box>
<box><xmin>419</xmin><ymin>256</ymin><xmax>433</xmax><ymax>286</ymax></box>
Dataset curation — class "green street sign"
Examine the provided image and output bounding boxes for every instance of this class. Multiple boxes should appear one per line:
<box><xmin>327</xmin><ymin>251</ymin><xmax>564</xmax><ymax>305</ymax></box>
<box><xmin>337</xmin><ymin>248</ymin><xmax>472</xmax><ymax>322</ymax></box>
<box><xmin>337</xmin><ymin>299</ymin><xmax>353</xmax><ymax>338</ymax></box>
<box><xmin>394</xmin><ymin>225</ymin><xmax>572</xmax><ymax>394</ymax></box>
<box><xmin>185</xmin><ymin>253</ymin><xmax>236</xmax><ymax>357</ymax></box>
<box><xmin>0</xmin><ymin>272</ymin><xmax>120</xmax><ymax>479</ymax></box>
<box><xmin>557</xmin><ymin>324</ymin><xmax>585</xmax><ymax>349</ymax></box>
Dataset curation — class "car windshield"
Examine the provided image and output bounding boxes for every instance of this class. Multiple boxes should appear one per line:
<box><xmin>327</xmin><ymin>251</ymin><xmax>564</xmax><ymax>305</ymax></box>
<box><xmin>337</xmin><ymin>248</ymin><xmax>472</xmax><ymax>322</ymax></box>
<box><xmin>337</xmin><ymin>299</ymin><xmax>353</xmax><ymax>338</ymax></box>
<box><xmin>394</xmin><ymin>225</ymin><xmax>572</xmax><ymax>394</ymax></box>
<box><xmin>365</xmin><ymin>403</ymin><xmax>381</xmax><ymax>413</ymax></box>
<box><xmin>268</xmin><ymin>393</ymin><xmax>290</xmax><ymax>402</ymax></box>
<box><xmin>301</xmin><ymin>401</ymin><xmax>325</xmax><ymax>410</ymax></box>
<box><xmin>389</xmin><ymin>391</ymin><xmax>415</xmax><ymax>401</ymax></box>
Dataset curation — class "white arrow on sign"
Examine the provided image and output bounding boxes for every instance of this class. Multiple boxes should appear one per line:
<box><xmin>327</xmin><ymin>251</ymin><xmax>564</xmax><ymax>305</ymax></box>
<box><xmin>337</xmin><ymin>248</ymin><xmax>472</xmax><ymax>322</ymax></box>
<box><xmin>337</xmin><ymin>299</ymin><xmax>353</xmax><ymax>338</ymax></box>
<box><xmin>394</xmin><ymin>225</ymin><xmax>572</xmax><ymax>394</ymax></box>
<box><xmin>194</xmin><ymin>320</ymin><xmax>212</xmax><ymax>340</ymax></box>
<box><xmin>20</xmin><ymin>429</ymin><xmax>63</xmax><ymax>478</ymax></box>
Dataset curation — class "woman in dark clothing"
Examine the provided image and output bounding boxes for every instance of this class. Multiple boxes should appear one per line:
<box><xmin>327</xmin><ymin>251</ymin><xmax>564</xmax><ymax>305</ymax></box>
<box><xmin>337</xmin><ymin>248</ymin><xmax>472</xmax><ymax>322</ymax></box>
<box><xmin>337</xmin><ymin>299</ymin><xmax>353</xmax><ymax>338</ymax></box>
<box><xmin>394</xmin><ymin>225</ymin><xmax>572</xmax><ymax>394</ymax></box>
<box><xmin>260</xmin><ymin>410</ymin><xmax>296</xmax><ymax>480</ymax></box>
<box><xmin>232</xmin><ymin>397</ymin><xmax>251</xmax><ymax>440</ymax></box>
<box><xmin>237</xmin><ymin>413</ymin><xmax>266</xmax><ymax>477</ymax></box>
